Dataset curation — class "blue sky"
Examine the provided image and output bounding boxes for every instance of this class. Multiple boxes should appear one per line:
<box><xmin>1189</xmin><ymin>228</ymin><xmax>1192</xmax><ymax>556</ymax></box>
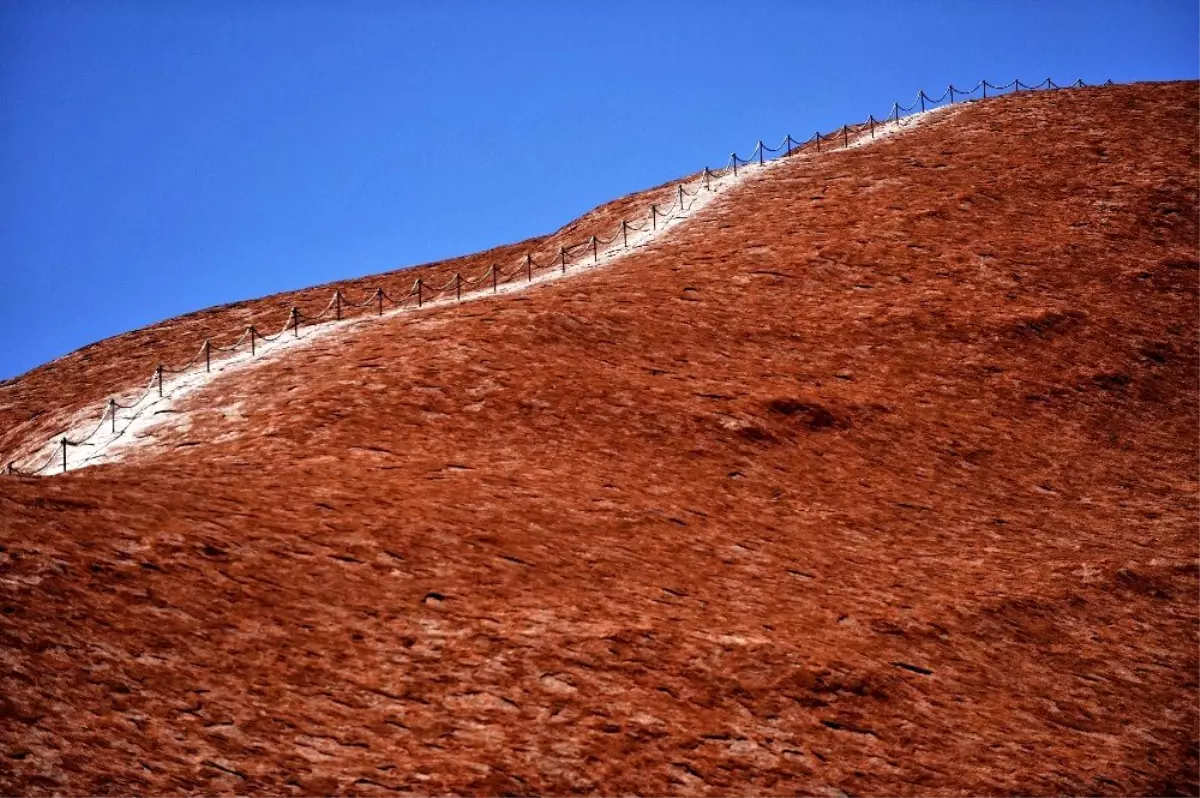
<box><xmin>1</xmin><ymin>1</ymin><xmax>1196</xmax><ymax>380</ymax></box>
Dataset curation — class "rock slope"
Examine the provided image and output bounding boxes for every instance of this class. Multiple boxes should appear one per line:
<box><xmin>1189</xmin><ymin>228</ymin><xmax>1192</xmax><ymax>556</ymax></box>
<box><xmin>1</xmin><ymin>81</ymin><xmax>1197</xmax><ymax>796</ymax></box>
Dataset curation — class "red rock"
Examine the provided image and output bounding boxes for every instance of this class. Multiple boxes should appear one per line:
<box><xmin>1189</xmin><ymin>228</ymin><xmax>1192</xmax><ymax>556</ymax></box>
<box><xmin>0</xmin><ymin>81</ymin><xmax>1197</xmax><ymax>795</ymax></box>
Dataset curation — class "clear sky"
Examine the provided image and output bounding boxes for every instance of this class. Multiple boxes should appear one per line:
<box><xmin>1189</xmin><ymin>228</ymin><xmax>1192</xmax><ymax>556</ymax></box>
<box><xmin>1</xmin><ymin>1</ymin><xmax>1196</xmax><ymax>380</ymax></box>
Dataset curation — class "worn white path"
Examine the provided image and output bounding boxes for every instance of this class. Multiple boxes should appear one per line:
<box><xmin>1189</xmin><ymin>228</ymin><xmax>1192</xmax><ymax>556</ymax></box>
<box><xmin>15</xmin><ymin>103</ymin><xmax>962</xmax><ymax>474</ymax></box>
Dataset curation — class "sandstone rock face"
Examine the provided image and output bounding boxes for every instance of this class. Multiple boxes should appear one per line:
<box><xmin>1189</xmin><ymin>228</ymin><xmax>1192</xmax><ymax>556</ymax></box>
<box><xmin>1</xmin><ymin>82</ymin><xmax>1197</xmax><ymax>796</ymax></box>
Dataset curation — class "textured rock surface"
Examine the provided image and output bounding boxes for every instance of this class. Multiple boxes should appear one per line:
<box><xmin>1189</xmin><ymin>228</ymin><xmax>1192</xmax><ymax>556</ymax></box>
<box><xmin>1</xmin><ymin>82</ymin><xmax>1197</xmax><ymax>795</ymax></box>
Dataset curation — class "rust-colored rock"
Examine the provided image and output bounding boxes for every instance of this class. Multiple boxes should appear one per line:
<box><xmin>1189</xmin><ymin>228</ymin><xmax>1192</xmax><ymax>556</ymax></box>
<box><xmin>1</xmin><ymin>82</ymin><xmax>1197</xmax><ymax>796</ymax></box>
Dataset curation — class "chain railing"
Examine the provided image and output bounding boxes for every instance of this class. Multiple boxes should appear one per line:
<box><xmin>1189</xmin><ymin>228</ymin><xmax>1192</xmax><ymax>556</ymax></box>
<box><xmin>3</xmin><ymin>77</ymin><xmax>1110</xmax><ymax>476</ymax></box>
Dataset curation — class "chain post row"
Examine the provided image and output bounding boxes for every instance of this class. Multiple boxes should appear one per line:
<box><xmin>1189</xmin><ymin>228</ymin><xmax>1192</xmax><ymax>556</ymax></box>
<box><xmin>4</xmin><ymin>77</ymin><xmax>1105</xmax><ymax>476</ymax></box>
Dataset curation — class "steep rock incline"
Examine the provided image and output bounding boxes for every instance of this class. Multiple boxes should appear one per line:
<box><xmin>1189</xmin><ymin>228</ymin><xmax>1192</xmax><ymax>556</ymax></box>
<box><xmin>1</xmin><ymin>82</ymin><xmax>1197</xmax><ymax>796</ymax></box>
<box><xmin>1</xmin><ymin>105</ymin><xmax>947</xmax><ymax>473</ymax></box>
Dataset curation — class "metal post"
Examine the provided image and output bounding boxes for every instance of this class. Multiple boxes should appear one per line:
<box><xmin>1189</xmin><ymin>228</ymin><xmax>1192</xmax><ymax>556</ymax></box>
<box><xmin>455</xmin><ymin>273</ymin><xmax>462</xmax><ymax>301</ymax></box>
<box><xmin>785</xmin><ymin>136</ymin><xmax>792</xmax><ymax>155</ymax></box>
<box><xmin>678</xmin><ymin>184</ymin><xmax>684</xmax><ymax>208</ymax></box>
<box><xmin>157</xmin><ymin>365</ymin><xmax>163</xmax><ymax>397</ymax></box>
<box><xmin>816</xmin><ymin>133</ymin><xmax>821</xmax><ymax>153</ymax></box>
<box><xmin>491</xmin><ymin>265</ymin><xmax>498</xmax><ymax>293</ymax></box>
<box><xmin>893</xmin><ymin>104</ymin><xmax>900</xmax><ymax>123</ymax></box>
<box><xmin>335</xmin><ymin>290</ymin><xmax>342</xmax><ymax>321</ymax></box>
<box><xmin>842</xmin><ymin>125</ymin><xmax>848</xmax><ymax>148</ymax></box>
<box><xmin>110</xmin><ymin>399</ymin><xmax>117</xmax><ymax>433</ymax></box>
<box><xmin>205</xmin><ymin>340</ymin><xmax>211</xmax><ymax>372</ymax></box>
<box><xmin>377</xmin><ymin>288</ymin><xmax>383</xmax><ymax>316</ymax></box>
<box><xmin>622</xmin><ymin>221</ymin><xmax>628</xmax><ymax>248</ymax></box>
<box><xmin>982</xmin><ymin>81</ymin><xmax>987</xmax><ymax>99</ymax></box>
<box><xmin>949</xmin><ymin>85</ymin><xmax>954</xmax><ymax>103</ymax></box>
<box><xmin>417</xmin><ymin>279</ymin><xmax>423</xmax><ymax>307</ymax></box>
<box><xmin>291</xmin><ymin>307</ymin><xmax>299</xmax><ymax>337</ymax></box>
<box><xmin>61</xmin><ymin>438</ymin><xmax>67</xmax><ymax>473</ymax></box>
<box><xmin>525</xmin><ymin>254</ymin><xmax>532</xmax><ymax>282</ymax></box>
<box><xmin>250</xmin><ymin>326</ymin><xmax>256</xmax><ymax>356</ymax></box>
<box><xmin>732</xmin><ymin>155</ymin><xmax>738</xmax><ymax>177</ymax></box>
<box><xmin>591</xmin><ymin>236</ymin><xmax>598</xmax><ymax>264</ymax></box>
<box><xmin>704</xmin><ymin>167</ymin><xmax>711</xmax><ymax>191</ymax></box>
<box><xmin>920</xmin><ymin>91</ymin><xmax>925</xmax><ymax>112</ymax></box>
<box><xmin>869</xmin><ymin>116</ymin><xmax>875</xmax><ymax>139</ymax></box>
<box><xmin>758</xmin><ymin>141</ymin><xmax>763</xmax><ymax>166</ymax></box>
<box><xmin>652</xmin><ymin>204</ymin><xmax>658</xmax><ymax>231</ymax></box>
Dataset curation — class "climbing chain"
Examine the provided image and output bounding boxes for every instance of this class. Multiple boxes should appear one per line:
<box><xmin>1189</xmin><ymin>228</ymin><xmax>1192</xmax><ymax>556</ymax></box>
<box><xmin>5</xmin><ymin>76</ymin><xmax>1108</xmax><ymax>475</ymax></box>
